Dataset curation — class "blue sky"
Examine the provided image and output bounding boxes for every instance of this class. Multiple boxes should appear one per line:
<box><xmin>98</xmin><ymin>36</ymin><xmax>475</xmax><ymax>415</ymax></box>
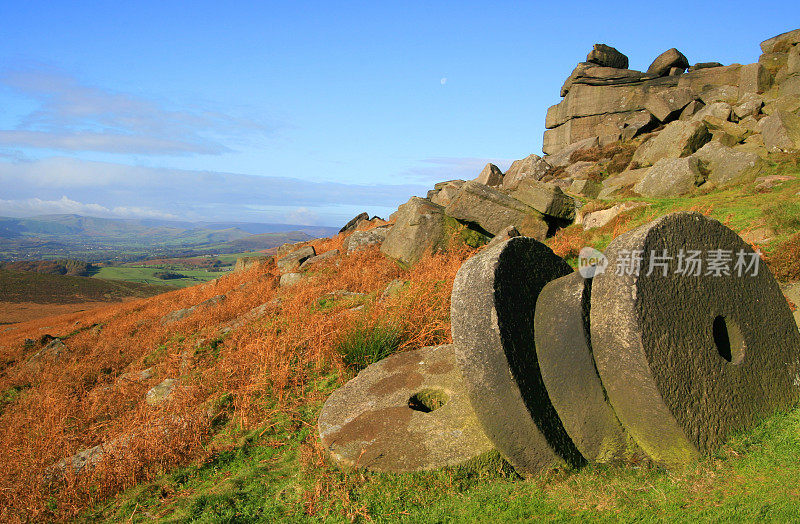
<box><xmin>0</xmin><ymin>2</ymin><xmax>796</xmax><ymax>226</ymax></box>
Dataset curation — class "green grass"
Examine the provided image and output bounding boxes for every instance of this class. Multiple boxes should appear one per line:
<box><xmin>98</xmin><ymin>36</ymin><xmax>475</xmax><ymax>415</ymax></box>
<box><xmin>335</xmin><ymin>323</ymin><xmax>403</xmax><ymax>371</ymax></box>
<box><xmin>92</xmin><ymin>266</ymin><xmax>226</xmax><ymax>288</ymax></box>
<box><xmin>85</xmin><ymin>368</ymin><xmax>800</xmax><ymax>523</ymax></box>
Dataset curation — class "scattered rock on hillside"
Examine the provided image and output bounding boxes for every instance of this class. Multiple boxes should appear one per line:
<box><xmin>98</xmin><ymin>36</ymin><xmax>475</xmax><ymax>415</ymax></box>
<box><xmin>597</xmin><ymin>167</ymin><xmax>650</xmax><ymax>199</ymax></box>
<box><xmin>546</xmin><ymin>137</ymin><xmax>600</xmax><ymax>167</ymax></box>
<box><xmin>761</xmin><ymin>28</ymin><xmax>800</xmax><ymax>54</ymax></box>
<box><xmin>679</xmin><ymin>100</ymin><xmax>705</xmax><ymax>120</ymax></box>
<box><xmin>647</xmin><ymin>48</ymin><xmax>690</xmax><ymax>77</ymax></box>
<box><xmin>621</xmin><ymin>111</ymin><xmax>657</xmax><ymax>140</ymax></box>
<box><xmin>381</xmin><ymin>197</ymin><xmax>448</xmax><ymax>266</ymax></box>
<box><xmin>502</xmin><ymin>154</ymin><xmax>551</xmax><ymax>190</ymax></box>
<box><xmin>339</xmin><ymin>212</ymin><xmax>370</xmax><ymax>233</ymax></box>
<box><xmin>568</xmin><ymin>178</ymin><xmax>602</xmax><ymax>198</ymax></box>
<box><xmin>300</xmin><ymin>249</ymin><xmax>339</xmax><ymax>270</ymax></box>
<box><xmin>234</xmin><ymin>256</ymin><xmax>272</xmax><ymax>273</ymax></box>
<box><xmin>279</xmin><ymin>272</ymin><xmax>303</xmax><ymax>287</ymax></box>
<box><xmin>343</xmin><ymin>226</ymin><xmax>392</xmax><ymax>253</ymax></box>
<box><xmin>29</xmin><ymin>337</ymin><xmax>66</xmax><ymax>362</ymax></box>
<box><xmin>146</xmin><ymin>379</ymin><xmax>178</xmax><ymax>406</ymax></box>
<box><xmin>276</xmin><ymin>240</ymin><xmax>312</xmax><ymax>258</ymax></box>
<box><xmin>444</xmin><ymin>181</ymin><xmax>548</xmax><ymax>239</ymax></box>
<box><xmin>631</xmin><ymin>120</ymin><xmax>711</xmax><ymax>166</ymax></box>
<box><xmin>692</xmin><ymin>140</ymin><xmax>765</xmax><ymax>187</ymax></box>
<box><xmin>53</xmin><ymin>443</ymin><xmax>108</xmax><ymax>476</ymax></box>
<box><xmin>485</xmin><ymin>225</ymin><xmax>521</xmax><ymax>250</ymax></box>
<box><xmin>690</xmin><ymin>101</ymin><xmax>732</xmax><ymax>123</ymax></box>
<box><xmin>758</xmin><ymin>110</ymin><xmax>800</xmax><ymax>150</ymax></box>
<box><xmin>698</xmin><ymin>85</ymin><xmax>739</xmax><ymax>105</ymax></box>
<box><xmin>689</xmin><ymin>62</ymin><xmax>724</xmax><ymax>71</ymax></box>
<box><xmin>586</xmin><ymin>43</ymin><xmax>629</xmax><ymax>69</ymax></box>
<box><xmin>276</xmin><ymin>245</ymin><xmax>316</xmax><ymax>272</ymax></box>
<box><xmin>633</xmin><ymin>156</ymin><xmax>704</xmax><ymax>197</ymax></box>
<box><xmin>510</xmin><ymin>180</ymin><xmax>576</xmax><ymax>221</ymax></box>
<box><xmin>734</xmin><ymin>93</ymin><xmax>764</xmax><ymax>119</ymax></box>
<box><xmin>644</xmin><ymin>87</ymin><xmax>696</xmax><ymax>122</ymax></box>
<box><xmin>120</xmin><ymin>367</ymin><xmax>154</xmax><ymax>382</ymax></box>
<box><xmin>429</xmin><ymin>180</ymin><xmax>466</xmax><ymax>207</ymax></box>
<box><xmin>474</xmin><ymin>163</ymin><xmax>504</xmax><ymax>187</ymax></box>
<box><xmin>380</xmin><ymin>279</ymin><xmax>408</xmax><ymax>301</ymax></box>
<box><xmin>579</xmin><ymin>202</ymin><xmax>648</xmax><ymax>230</ymax></box>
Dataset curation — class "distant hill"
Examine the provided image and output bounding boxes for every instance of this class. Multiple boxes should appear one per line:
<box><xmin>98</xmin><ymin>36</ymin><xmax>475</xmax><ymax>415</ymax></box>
<box><xmin>0</xmin><ymin>259</ymin><xmax>96</xmax><ymax>277</ymax></box>
<box><xmin>0</xmin><ymin>214</ymin><xmax>339</xmax><ymax>262</ymax></box>
<box><xmin>0</xmin><ymin>269</ymin><xmax>173</xmax><ymax>303</ymax></box>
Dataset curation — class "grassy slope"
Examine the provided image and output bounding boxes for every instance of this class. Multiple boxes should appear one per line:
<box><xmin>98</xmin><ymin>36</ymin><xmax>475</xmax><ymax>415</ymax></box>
<box><xmin>92</xmin><ymin>266</ymin><xmax>226</xmax><ymax>288</ymax></box>
<box><xmin>0</xmin><ymin>269</ymin><xmax>173</xmax><ymax>303</ymax></box>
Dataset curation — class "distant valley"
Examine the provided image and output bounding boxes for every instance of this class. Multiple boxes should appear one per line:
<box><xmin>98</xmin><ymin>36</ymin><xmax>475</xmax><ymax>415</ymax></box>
<box><xmin>0</xmin><ymin>214</ymin><xmax>338</xmax><ymax>262</ymax></box>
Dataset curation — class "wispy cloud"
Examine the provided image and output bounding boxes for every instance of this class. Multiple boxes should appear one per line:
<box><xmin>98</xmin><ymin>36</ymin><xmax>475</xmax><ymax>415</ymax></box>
<box><xmin>0</xmin><ymin>69</ymin><xmax>276</xmax><ymax>155</ymax></box>
<box><xmin>0</xmin><ymin>157</ymin><xmax>429</xmax><ymax>225</ymax></box>
<box><xmin>0</xmin><ymin>196</ymin><xmax>178</xmax><ymax>220</ymax></box>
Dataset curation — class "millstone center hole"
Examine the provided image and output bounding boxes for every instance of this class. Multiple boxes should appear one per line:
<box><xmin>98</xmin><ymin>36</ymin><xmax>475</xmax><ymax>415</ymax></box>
<box><xmin>713</xmin><ymin>315</ymin><xmax>745</xmax><ymax>364</ymax></box>
<box><xmin>408</xmin><ymin>388</ymin><xmax>449</xmax><ymax>413</ymax></box>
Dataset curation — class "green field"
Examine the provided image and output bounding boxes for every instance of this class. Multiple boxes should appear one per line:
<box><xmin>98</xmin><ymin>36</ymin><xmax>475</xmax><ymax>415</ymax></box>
<box><xmin>92</xmin><ymin>266</ymin><xmax>229</xmax><ymax>288</ymax></box>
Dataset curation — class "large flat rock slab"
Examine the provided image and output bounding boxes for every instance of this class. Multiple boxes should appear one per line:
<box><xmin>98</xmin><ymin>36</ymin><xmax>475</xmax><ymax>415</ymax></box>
<box><xmin>591</xmin><ymin>212</ymin><xmax>800</xmax><ymax>467</ymax></box>
<box><xmin>451</xmin><ymin>237</ymin><xmax>583</xmax><ymax>475</ymax></box>
<box><xmin>535</xmin><ymin>271</ymin><xmax>642</xmax><ymax>464</ymax></box>
<box><xmin>318</xmin><ymin>344</ymin><xmax>493</xmax><ymax>472</ymax></box>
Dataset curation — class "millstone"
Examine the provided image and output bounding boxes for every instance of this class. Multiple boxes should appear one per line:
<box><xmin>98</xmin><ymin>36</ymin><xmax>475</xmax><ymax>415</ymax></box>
<box><xmin>317</xmin><ymin>344</ymin><xmax>493</xmax><ymax>472</ymax></box>
<box><xmin>535</xmin><ymin>271</ymin><xmax>643</xmax><ymax>463</ymax></box>
<box><xmin>591</xmin><ymin>212</ymin><xmax>800</xmax><ymax>467</ymax></box>
<box><xmin>450</xmin><ymin>237</ymin><xmax>584</xmax><ymax>475</ymax></box>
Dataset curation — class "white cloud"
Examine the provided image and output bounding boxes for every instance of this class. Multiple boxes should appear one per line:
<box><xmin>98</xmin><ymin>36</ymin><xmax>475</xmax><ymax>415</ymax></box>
<box><xmin>0</xmin><ymin>195</ymin><xmax>178</xmax><ymax>219</ymax></box>
<box><xmin>0</xmin><ymin>68</ymin><xmax>277</xmax><ymax>155</ymax></box>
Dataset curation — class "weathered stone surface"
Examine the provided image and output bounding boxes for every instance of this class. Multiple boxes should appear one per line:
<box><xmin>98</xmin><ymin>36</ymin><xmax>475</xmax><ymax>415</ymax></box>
<box><xmin>568</xmin><ymin>178</ymin><xmax>602</xmax><ymax>198</ymax></box>
<box><xmin>430</xmin><ymin>180</ymin><xmax>466</xmax><ymax>207</ymax></box>
<box><xmin>759</xmin><ymin>52</ymin><xmax>788</xmax><ymax>76</ymax></box>
<box><xmin>678</xmin><ymin>100</ymin><xmax>704</xmax><ymax>120</ymax></box>
<box><xmin>678</xmin><ymin>65</ymin><xmax>742</xmax><ymax>94</ymax></box>
<box><xmin>474</xmin><ymin>163</ymin><xmax>504</xmax><ymax>187</ymax></box>
<box><xmin>761</xmin><ymin>29</ymin><xmax>800</xmax><ymax>54</ymax></box>
<box><xmin>631</xmin><ymin>120</ymin><xmax>711</xmax><ymax>166</ymax></box>
<box><xmin>535</xmin><ymin>272</ymin><xmax>640</xmax><ymax>463</ymax></box>
<box><xmin>318</xmin><ymin>344</ymin><xmax>494</xmax><ymax>472</ymax></box>
<box><xmin>688</xmin><ymin>62</ymin><xmax>724</xmax><ymax>71</ymax></box>
<box><xmin>444</xmin><ymin>182</ymin><xmax>547</xmax><ymax>238</ymax></box>
<box><xmin>782</xmin><ymin>283</ymin><xmax>800</xmax><ymax>328</ymax></box>
<box><xmin>381</xmin><ymin>197</ymin><xmax>447</xmax><ymax>266</ymax></box>
<box><xmin>698</xmin><ymin>85</ymin><xmax>739</xmax><ymax>105</ymax></box>
<box><xmin>690</xmin><ymin>101</ymin><xmax>732</xmax><ymax>123</ymax></box>
<box><xmin>276</xmin><ymin>245</ymin><xmax>316</xmax><ymax>272</ymax></box>
<box><xmin>545</xmin><ymin>136</ymin><xmax>599</xmax><ymax>167</ymax></box>
<box><xmin>277</xmin><ymin>241</ymin><xmax>312</xmax><ymax>258</ymax></box>
<box><xmin>146</xmin><ymin>379</ymin><xmax>178</xmax><ymax>406</ymax></box>
<box><xmin>502</xmin><ymin>155</ymin><xmax>551</xmax><ymax>190</ymax></box>
<box><xmin>734</xmin><ymin>93</ymin><xmax>764</xmax><ymax>119</ymax></box>
<box><xmin>510</xmin><ymin>180</ymin><xmax>576</xmax><ymax>221</ymax></box>
<box><xmin>339</xmin><ymin>212</ymin><xmax>370</xmax><ymax>233</ymax></box>
<box><xmin>739</xmin><ymin>63</ymin><xmax>772</xmax><ymax>95</ymax></box>
<box><xmin>633</xmin><ymin>156</ymin><xmax>703</xmax><ymax>197</ymax></box>
<box><xmin>565</xmin><ymin>161</ymin><xmax>596</xmax><ymax>180</ymax></box>
<box><xmin>161</xmin><ymin>294</ymin><xmax>226</xmax><ymax>325</ymax></box>
<box><xmin>451</xmin><ymin>238</ymin><xmax>582</xmax><ymax>474</ymax></box>
<box><xmin>560</xmin><ymin>63</ymin><xmax>648</xmax><ymax>97</ymax></box>
<box><xmin>591</xmin><ymin>212</ymin><xmax>800</xmax><ymax>466</ymax></box>
<box><xmin>587</xmin><ymin>43</ymin><xmax>629</xmax><ymax>69</ymax></box>
<box><xmin>621</xmin><ymin>111</ymin><xmax>657</xmax><ymax>140</ymax></box>
<box><xmin>788</xmin><ymin>45</ymin><xmax>800</xmax><ymax>74</ymax></box>
<box><xmin>693</xmin><ymin>141</ymin><xmax>766</xmax><ymax>187</ymax></box>
<box><xmin>644</xmin><ymin>87</ymin><xmax>696</xmax><ymax>122</ymax></box>
<box><xmin>758</xmin><ymin>110</ymin><xmax>800</xmax><ymax>149</ymax></box>
<box><xmin>279</xmin><ymin>272</ymin><xmax>303</xmax><ymax>287</ymax></box>
<box><xmin>647</xmin><ymin>48</ymin><xmax>690</xmax><ymax>77</ymax></box>
<box><xmin>484</xmin><ymin>225</ymin><xmax>521</xmax><ymax>250</ymax></box>
<box><xmin>547</xmin><ymin>83</ymin><xmax>663</xmax><ymax>130</ymax></box>
<box><xmin>598</xmin><ymin>168</ymin><xmax>650</xmax><ymax>199</ymax></box>
<box><xmin>580</xmin><ymin>202</ymin><xmax>648</xmax><ymax>230</ymax></box>
<box><xmin>300</xmin><ymin>249</ymin><xmax>339</xmax><ymax>270</ymax></box>
<box><xmin>343</xmin><ymin>226</ymin><xmax>391</xmax><ymax>253</ymax></box>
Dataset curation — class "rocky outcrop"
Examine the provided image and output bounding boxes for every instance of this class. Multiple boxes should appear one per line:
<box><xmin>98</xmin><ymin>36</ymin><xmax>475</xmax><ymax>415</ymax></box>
<box><xmin>474</xmin><ymin>163</ymin><xmax>504</xmax><ymax>186</ymax></box>
<box><xmin>339</xmin><ymin>212</ymin><xmax>370</xmax><ymax>233</ymax></box>
<box><xmin>502</xmin><ymin>155</ymin><xmax>550</xmax><ymax>190</ymax></box>
<box><xmin>381</xmin><ymin>197</ymin><xmax>448</xmax><ymax>266</ymax></box>
<box><xmin>444</xmin><ymin>181</ymin><xmax>548</xmax><ymax>239</ymax></box>
<box><xmin>343</xmin><ymin>226</ymin><xmax>392</xmax><ymax>252</ymax></box>
<box><xmin>276</xmin><ymin>245</ymin><xmax>316</xmax><ymax>272</ymax></box>
<box><xmin>587</xmin><ymin>44</ymin><xmax>629</xmax><ymax>69</ymax></box>
<box><xmin>544</xmin><ymin>36</ymin><xmax>777</xmax><ymax>155</ymax></box>
<box><xmin>631</xmin><ymin>120</ymin><xmax>711</xmax><ymax>166</ymax></box>
<box><xmin>633</xmin><ymin>157</ymin><xmax>703</xmax><ymax>197</ymax></box>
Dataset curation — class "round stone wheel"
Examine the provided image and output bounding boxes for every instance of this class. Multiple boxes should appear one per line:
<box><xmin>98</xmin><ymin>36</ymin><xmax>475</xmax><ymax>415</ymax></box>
<box><xmin>535</xmin><ymin>271</ymin><xmax>642</xmax><ymax>463</ymax></box>
<box><xmin>591</xmin><ymin>212</ymin><xmax>800</xmax><ymax>466</ymax></box>
<box><xmin>451</xmin><ymin>237</ymin><xmax>584</xmax><ymax>475</ymax></box>
<box><xmin>318</xmin><ymin>344</ymin><xmax>493</xmax><ymax>473</ymax></box>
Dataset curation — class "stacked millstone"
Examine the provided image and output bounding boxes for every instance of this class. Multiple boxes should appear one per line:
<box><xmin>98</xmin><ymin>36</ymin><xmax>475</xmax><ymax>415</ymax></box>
<box><xmin>318</xmin><ymin>212</ymin><xmax>800</xmax><ymax>474</ymax></box>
